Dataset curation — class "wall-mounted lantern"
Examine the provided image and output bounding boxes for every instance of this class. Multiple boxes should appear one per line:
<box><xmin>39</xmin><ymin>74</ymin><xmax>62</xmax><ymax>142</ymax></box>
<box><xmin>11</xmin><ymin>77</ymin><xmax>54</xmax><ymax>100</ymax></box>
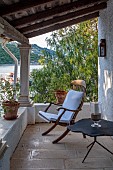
<box><xmin>99</xmin><ymin>39</ymin><xmax>106</xmax><ymax>57</ymax></box>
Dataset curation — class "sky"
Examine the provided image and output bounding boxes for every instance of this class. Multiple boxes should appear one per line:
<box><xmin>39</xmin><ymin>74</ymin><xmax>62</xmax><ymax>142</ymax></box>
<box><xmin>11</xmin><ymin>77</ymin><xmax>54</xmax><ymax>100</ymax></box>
<box><xmin>29</xmin><ymin>32</ymin><xmax>52</xmax><ymax>48</ymax></box>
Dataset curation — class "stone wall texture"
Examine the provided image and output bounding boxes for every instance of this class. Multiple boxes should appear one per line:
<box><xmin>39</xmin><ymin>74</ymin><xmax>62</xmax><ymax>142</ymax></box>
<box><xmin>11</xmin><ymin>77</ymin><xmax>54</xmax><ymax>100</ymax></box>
<box><xmin>98</xmin><ymin>0</ymin><xmax>113</xmax><ymax>120</ymax></box>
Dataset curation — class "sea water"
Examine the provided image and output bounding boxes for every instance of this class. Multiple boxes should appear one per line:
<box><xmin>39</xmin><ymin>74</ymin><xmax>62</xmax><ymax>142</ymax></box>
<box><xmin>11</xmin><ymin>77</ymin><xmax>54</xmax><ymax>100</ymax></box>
<box><xmin>0</xmin><ymin>64</ymin><xmax>43</xmax><ymax>78</ymax></box>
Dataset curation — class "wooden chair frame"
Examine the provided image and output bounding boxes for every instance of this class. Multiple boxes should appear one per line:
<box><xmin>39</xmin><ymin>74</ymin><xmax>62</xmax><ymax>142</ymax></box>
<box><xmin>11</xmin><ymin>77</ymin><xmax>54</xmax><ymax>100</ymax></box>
<box><xmin>39</xmin><ymin>80</ymin><xmax>86</xmax><ymax>144</ymax></box>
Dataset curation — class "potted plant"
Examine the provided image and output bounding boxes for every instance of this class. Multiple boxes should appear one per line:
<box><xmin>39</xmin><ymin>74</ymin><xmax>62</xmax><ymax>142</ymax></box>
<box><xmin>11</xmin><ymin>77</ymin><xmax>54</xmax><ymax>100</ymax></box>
<box><xmin>0</xmin><ymin>79</ymin><xmax>20</xmax><ymax>120</ymax></box>
<box><xmin>54</xmin><ymin>90</ymin><xmax>67</xmax><ymax>104</ymax></box>
<box><xmin>48</xmin><ymin>74</ymin><xmax>70</xmax><ymax>104</ymax></box>
<box><xmin>53</xmin><ymin>80</ymin><xmax>67</xmax><ymax>104</ymax></box>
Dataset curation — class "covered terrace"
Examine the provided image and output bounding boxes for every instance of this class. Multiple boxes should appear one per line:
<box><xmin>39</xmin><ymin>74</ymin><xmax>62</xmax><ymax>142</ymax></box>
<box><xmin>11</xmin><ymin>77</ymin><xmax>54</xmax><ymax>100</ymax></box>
<box><xmin>0</xmin><ymin>0</ymin><xmax>113</xmax><ymax>169</ymax></box>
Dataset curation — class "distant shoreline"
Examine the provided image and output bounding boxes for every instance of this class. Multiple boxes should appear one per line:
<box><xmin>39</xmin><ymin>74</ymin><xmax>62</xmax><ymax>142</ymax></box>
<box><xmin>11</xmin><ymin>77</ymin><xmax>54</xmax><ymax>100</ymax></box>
<box><xmin>0</xmin><ymin>64</ymin><xmax>43</xmax><ymax>77</ymax></box>
<box><xmin>0</xmin><ymin>63</ymin><xmax>40</xmax><ymax>66</ymax></box>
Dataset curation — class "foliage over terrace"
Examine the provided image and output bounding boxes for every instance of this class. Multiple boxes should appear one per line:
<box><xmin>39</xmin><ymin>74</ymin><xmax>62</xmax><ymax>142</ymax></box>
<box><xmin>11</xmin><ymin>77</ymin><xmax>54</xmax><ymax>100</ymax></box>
<box><xmin>30</xmin><ymin>18</ymin><xmax>98</xmax><ymax>103</ymax></box>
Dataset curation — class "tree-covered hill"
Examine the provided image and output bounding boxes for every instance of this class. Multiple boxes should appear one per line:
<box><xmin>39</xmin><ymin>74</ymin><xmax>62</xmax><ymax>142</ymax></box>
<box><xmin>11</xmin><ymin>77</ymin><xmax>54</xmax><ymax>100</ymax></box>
<box><xmin>0</xmin><ymin>42</ymin><xmax>55</xmax><ymax>64</ymax></box>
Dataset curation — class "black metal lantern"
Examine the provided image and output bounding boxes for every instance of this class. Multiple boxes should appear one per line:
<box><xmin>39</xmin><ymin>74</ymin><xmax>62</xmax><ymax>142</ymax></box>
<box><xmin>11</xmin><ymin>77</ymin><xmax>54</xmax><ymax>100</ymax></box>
<box><xmin>99</xmin><ymin>39</ymin><xmax>106</xmax><ymax>57</ymax></box>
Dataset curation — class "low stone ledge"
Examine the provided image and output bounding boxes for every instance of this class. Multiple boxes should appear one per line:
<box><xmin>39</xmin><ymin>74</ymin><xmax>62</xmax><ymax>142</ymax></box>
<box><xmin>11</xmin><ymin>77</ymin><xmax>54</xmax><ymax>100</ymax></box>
<box><xmin>0</xmin><ymin>107</ymin><xmax>27</xmax><ymax>170</ymax></box>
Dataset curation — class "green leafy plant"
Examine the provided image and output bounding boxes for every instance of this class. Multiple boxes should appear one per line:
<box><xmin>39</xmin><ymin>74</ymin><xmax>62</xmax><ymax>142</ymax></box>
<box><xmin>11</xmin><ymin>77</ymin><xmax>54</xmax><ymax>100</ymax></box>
<box><xmin>30</xmin><ymin>19</ymin><xmax>98</xmax><ymax>103</ymax></box>
<box><xmin>0</xmin><ymin>79</ymin><xmax>20</xmax><ymax>119</ymax></box>
<box><xmin>0</xmin><ymin>79</ymin><xmax>20</xmax><ymax>102</ymax></box>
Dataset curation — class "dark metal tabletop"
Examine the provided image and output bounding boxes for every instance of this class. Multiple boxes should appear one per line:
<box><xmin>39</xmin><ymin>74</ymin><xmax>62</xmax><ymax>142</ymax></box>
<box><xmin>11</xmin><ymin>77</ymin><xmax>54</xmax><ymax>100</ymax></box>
<box><xmin>67</xmin><ymin>118</ymin><xmax>113</xmax><ymax>137</ymax></box>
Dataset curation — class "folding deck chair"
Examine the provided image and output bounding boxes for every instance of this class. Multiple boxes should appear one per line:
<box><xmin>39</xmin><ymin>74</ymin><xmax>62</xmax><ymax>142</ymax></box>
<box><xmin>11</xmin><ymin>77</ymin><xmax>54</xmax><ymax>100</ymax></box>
<box><xmin>38</xmin><ymin>80</ymin><xmax>86</xmax><ymax>144</ymax></box>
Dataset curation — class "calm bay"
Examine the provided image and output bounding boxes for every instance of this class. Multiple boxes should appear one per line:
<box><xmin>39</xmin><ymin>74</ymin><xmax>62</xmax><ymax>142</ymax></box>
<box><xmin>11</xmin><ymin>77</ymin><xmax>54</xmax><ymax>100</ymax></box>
<box><xmin>0</xmin><ymin>64</ymin><xmax>43</xmax><ymax>78</ymax></box>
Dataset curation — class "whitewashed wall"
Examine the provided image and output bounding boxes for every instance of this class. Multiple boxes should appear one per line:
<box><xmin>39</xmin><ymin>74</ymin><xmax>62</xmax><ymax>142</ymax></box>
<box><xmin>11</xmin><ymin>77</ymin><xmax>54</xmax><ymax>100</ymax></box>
<box><xmin>98</xmin><ymin>0</ymin><xmax>113</xmax><ymax>120</ymax></box>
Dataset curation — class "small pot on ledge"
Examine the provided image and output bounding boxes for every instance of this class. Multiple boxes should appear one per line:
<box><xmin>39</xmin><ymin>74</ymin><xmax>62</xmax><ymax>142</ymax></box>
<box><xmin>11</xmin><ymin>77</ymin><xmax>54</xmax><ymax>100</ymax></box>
<box><xmin>2</xmin><ymin>100</ymin><xmax>20</xmax><ymax>120</ymax></box>
<box><xmin>0</xmin><ymin>79</ymin><xmax>20</xmax><ymax>120</ymax></box>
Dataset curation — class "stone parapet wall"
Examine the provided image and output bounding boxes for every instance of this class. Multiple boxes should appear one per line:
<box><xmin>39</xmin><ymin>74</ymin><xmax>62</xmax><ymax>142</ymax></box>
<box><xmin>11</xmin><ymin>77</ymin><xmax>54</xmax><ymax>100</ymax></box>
<box><xmin>0</xmin><ymin>107</ymin><xmax>28</xmax><ymax>170</ymax></box>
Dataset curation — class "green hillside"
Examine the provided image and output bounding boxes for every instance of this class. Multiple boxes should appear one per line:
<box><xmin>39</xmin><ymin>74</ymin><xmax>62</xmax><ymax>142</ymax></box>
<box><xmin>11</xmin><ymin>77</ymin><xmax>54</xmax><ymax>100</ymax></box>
<box><xmin>0</xmin><ymin>42</ymin><xmax>55</xmax><ymax>64</ymax></box>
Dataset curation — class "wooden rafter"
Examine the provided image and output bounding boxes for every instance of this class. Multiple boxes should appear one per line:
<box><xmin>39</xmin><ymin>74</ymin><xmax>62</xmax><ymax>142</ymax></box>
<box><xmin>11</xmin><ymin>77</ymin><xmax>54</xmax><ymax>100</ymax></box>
<box><xmin>0</xmin><ymin>17</ymin><xmax>29</xmax><ymax>44</ymax></box>
<box><xmin>19</xmin><ymin>2</ymin><xmax>107</xmax><ymax>34</ymax></box>
<box><xmin>25</xmin><ymin>12</ymin><xmax>99</xmax><ymax>38</ymax></box>
<box><xmin>0</xmin><ymin>0</ymin><xmax>108</xmax><ymax>39</ymax></box>
<box><xmin>0</xmin><ymin>0</ymin><xmax>54</xmax><ymax>16</ymax></box>
<box><xmin>11</xmin><ymin>0</ymin><xmax>107</xmax><ymax>28</ymax></box>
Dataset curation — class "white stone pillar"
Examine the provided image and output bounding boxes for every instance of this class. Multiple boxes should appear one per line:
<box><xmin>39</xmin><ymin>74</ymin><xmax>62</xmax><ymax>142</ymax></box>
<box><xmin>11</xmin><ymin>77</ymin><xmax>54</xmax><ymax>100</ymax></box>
<box><xmin>18</xmin><ymin>44</ymin><xmax>32</xmax><ymax>107</ymax></box>
<box><xmin>98</xmin><ymin>0</ymin><xmax>113</xmax><ymax>120</ymax></box>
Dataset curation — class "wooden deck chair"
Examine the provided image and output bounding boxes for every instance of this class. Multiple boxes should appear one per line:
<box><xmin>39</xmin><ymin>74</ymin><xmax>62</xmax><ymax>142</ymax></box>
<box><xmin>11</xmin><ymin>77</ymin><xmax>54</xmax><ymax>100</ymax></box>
<box><xmin>38</xmin><ymin>80</ymin><xmax>86</xmax><ymax>144</ymax></box>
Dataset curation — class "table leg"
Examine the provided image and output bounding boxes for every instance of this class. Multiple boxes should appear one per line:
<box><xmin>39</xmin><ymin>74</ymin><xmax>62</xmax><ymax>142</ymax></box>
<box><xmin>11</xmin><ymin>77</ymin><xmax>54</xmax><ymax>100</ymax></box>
<box><xmin>87</xmin><ymin>141</ymin><xmax>94</xmax><ymax>148</ymax></box>
<box><xmin>82</xmin><ymin>140</ymin><xmax>95</xmax><ymax>163</ymax></box>
<box><xmin>82</xmin><ymin>136</ymin><xmax>113</xmax><ymax>163</ymax></box>
<box><xmin>96</xmin><ymin>140</ymin><xmax>113</xmax><ymax>155</ymax></box>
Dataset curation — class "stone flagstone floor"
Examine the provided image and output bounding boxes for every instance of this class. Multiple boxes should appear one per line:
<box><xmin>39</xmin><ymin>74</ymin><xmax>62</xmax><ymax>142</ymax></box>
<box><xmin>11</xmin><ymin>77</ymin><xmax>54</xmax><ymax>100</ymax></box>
<box><xmin>10</xmin><ymin>122</ymin><xmax>113</xmax><ymax>170</ymax></box>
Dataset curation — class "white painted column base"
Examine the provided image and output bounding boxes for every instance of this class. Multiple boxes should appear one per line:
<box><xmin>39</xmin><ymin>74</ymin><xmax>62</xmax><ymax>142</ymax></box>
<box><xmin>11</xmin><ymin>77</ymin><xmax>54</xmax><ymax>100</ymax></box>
<box><xmin>18</xmin><ymin>96</ymin><xmax>33</xmax><ymax>107</ymax></box>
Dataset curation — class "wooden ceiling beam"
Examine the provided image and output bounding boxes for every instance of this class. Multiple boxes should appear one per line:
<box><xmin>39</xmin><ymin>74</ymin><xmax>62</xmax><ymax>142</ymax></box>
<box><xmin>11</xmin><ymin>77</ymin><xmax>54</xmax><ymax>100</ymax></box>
<box><xmin>25</xmin><ymin>12</ymin><xmax>99</xmax><ymax>38</ymax></box>
<box><xmin>0</xmin><ymin>17</ymin><xmax>29</xmax><ymax>44</ymax></box>
<box><xmin>11</xmin><ymin>0</ymin><xmax>107</xmax><ymax>28</ymax></box>
<box><xmin>19</xmin><ymin>2</ymin><xmax>107</xmax><ymax>34</ymax></box>
<box><xmin>0</xmin><ymin>0</ymin><xmax>54</xmax><ymax>16</ymax></box>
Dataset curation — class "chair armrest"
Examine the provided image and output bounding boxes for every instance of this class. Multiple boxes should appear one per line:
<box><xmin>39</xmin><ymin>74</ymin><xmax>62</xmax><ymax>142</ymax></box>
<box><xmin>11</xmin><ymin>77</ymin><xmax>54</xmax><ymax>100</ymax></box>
<box><xmin>57</xmin><ymin>106</ymin><xmax>81</xmax><ymax>112</ymax></box>
<box><xmin>56</xmin><ymin>107</ymin><xmax>73</xmax><ymax>124</ymax></box>
<box><xmin>55</xmin><ymin>107</ymin><xmax>82</xmax><ymax>124</ymax></box>
<box><xmin>44</xmin><ymin>102</ymin><xmax>62</xmax><ymax>112</ymax></box>
<box><xmin>44</xmin><ymin>102</ymin><xmax>52</xmax><ymax>112</ymax></box>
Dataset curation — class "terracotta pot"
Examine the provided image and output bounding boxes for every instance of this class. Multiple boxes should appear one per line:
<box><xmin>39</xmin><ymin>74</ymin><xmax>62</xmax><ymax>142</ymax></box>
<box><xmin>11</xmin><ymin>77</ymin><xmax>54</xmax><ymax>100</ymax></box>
<box><xmin>55</xmin><ymin>90</ymin><xmax>67</xmax><ymax>104</ymax></box>
<box><xmin>2</xmin><ymin>100</ymin><xmax>20</xmax><ymax>120</ymax></box>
